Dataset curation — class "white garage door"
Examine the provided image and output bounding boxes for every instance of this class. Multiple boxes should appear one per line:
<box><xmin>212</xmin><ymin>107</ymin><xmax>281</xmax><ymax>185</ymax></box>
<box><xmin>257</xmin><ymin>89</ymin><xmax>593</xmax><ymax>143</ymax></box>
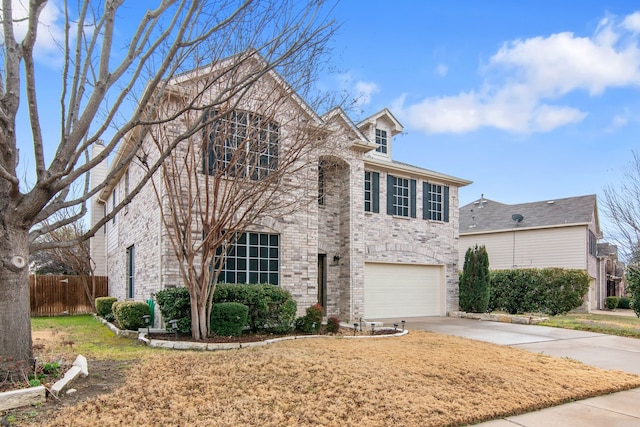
<box><xmin>364</xmin><ymin>263</ymin><xmax>442</xmax><ymax>318</ymax></box>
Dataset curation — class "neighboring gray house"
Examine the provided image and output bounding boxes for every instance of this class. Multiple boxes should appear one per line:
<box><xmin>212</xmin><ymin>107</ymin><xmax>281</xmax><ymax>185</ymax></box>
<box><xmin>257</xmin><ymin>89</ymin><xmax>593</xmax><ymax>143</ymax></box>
<box><xmin>89</xmin><ymin>54</ymin><xmax>471</xmax><ymax>323</ymax></box>
<box><xmin>458</xmin><ymin>194</ymin><xmax>620</xmax><ymax>310</ymax></box>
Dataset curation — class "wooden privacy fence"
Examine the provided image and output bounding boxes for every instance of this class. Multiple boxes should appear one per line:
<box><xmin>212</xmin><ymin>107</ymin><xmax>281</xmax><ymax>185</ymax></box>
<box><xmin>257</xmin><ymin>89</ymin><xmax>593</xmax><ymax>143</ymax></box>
<box><xmin>30</xmin><ymin>275</ymin><xmax>109</xmax><ymax>316</ymax></box>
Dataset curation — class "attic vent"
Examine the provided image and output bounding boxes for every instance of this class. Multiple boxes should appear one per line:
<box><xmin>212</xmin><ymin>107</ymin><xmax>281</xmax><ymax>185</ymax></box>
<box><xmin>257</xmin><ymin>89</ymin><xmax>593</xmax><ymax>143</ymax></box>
<box><xmin>547</xmin><ymin>200</ymin><xmax>555</xmax><ymax>204</ymax></box>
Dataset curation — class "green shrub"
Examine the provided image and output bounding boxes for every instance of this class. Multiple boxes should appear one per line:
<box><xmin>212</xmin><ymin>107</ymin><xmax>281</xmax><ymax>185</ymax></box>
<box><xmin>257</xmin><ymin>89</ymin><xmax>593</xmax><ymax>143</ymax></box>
<box><xmin>326</xmin><ymin>316</ymin><xmax>340</xmax><ymax>334</ymax></box>
<box><xmin>605</xmin><ymin>296</ymin><xmax>619</xmax><ymax>310</ymax></box>
<box><xmin>213</xmin><ymin>283</ymin><xmax>296</xmax><ymax>333</ymax></box>
<box><xmin>155</xmin><ymin>287</ymin><xmax>192</xmax><ymax>334</ymax></box>
<box><xmin>618</xmin><ymin>296</ymin><xmax>631</xmax><ymax>309</ymax></box>
<box><xmin>112</xmin><ymin>301</ymin><xmax>150</xmax><ymax>330</ymax></box>
<box><xmin>489</xmin><ymin>268</ymin><xmax>589</xmax><ymax>315</ymax></box>
<box><xmin>155</xmin><ymin>284</ymin><xmax>297</xmax><ymax>335</ymax></box>
<box><xmin>459</xmin><ymin>245</ymin><xmax>490</xmax><ymax>313</ymax></box>
<box><xmin>295</xmin><ymin>304</ymin><xmax>324</xmax><ymax>334</ymax></box>
<box><xmin>210</xmin><ymin>302</ymin><xmax>249</xmax><ymax>336</ymax></box>
<box><xmin>95</xmin><ymin>297</ymin><xmax>118</xmax><ymax>317</ymax></box>
<box><xmin>627</xmin><ymin>267</ymin><xmax>640</xmax><ymax>318</ymax></box>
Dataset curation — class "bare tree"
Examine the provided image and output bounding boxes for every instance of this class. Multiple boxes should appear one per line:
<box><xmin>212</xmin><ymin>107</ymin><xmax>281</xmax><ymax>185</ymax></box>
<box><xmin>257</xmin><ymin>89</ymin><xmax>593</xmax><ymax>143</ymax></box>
<box><xmin>603</xmin><ymin>150</ymin><xmax>640</xmax><ymax>266</ymax></box>
<box><xmin>0</xmin><ymin>0</ymin><xmax>335</xmax><ymax>374</ymax></box>
<box><xmin>144</xmin><ymin>57</ymin><xmax>337</xmax><ymax>339</ymax></box>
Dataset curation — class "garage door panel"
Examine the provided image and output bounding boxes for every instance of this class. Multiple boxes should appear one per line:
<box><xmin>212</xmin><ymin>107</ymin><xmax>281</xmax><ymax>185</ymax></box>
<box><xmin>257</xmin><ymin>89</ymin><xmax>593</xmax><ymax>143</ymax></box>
<box><xmin>365</xmin><ymin>263</ymin><xmax>441</xmax><ymax>318</ymax></box>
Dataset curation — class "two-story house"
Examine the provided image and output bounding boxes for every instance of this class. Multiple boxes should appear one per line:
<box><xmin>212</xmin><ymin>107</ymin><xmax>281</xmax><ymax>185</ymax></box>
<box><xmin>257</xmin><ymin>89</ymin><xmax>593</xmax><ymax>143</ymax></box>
<box><xmin>458</xmin><ymin>195</ymin><xmax>616</xmax><ymax>310</ymax></box>
<box><xmin>89</xmin><ymin>53</ymin><xmax>471</xmax><ymax>323</ymax></box>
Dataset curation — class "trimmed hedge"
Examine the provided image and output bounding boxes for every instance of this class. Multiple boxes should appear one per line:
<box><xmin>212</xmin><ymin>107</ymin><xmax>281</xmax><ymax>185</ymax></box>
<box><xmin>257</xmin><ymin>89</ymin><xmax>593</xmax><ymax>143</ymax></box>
<box><xmin>155</xmin><ymin>287</ymin><xmax>192</xmax><ymax>334</ymax></box>
<box><xmin>112</xmin><ymin>301</ymin><xmax>150</xmax><ymax>330</ymax></box>
<box><xmin>155</xmin><ymin>284</ymin><xmax>297</xmax><ymax>334</ymax></box>
<box><xmin>605</xmin><ymin>296</ymin><xmax>619</xmax><ymax>310</ymax></box>
<box><xmin>210</xmin><ymin>302</ymin><xmax>249</xmax><ymax>336</ymax></box>
<box><xmin>95</xmin><ymin>297</ymin><xmax>118</xmax><ymax>317</ymax></box>
<box><xmin>618</xmin><ymin>296</ymin><xmax>631</xmax><ymax>309</ymax></box>
<box><xmin>213</xmin><ymin>283</ymin><xmax>297</xmax><ymax>333</ymax></box>
<box><xmin>489</xmin><ymin>268</ymin><xmax>589</xmax><ymax>316</ymax></box>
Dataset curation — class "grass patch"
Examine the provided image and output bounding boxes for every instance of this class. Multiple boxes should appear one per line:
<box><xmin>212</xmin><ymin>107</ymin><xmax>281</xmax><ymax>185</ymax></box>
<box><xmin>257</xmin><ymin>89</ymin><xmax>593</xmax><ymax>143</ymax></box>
<box><xmin>539</xmin><ymin>313</ymin><xmax>640</xmax><ymax>339</ymax></box>
<box><xmin>31</xmin><ymin>314</ymin><xmax>157</xmax><ymax>360</ymax></box>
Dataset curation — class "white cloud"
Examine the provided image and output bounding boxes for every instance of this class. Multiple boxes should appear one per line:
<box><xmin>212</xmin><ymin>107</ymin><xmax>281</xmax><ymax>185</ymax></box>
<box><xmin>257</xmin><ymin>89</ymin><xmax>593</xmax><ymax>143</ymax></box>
<box><xmin>399</xmin><ymin>11</ymin><xmax>640</xmax><ymax>134</ymax></box>
<box><xmin>605</xmin><ymin>109</ymin><xmax>634</xmax><ymax>132</ymax></box>
<box><xmin>435</xmin><ymin>63</ymin><xmax>448</xmax><ymax>77</ymax></box>
<box><xmin>1</xmin><ymin>0</ymin><xmax>69</xmax><ymax>66</ymax></box>
<box><xmin>622</xmin><ymin>12</ymin><xmax>640</xmax><ymax>33</ymax></box>
<box><xmin>354</xmin><ymin>81</ymin><xmax>379</xmax><ymax>106</ymax></box>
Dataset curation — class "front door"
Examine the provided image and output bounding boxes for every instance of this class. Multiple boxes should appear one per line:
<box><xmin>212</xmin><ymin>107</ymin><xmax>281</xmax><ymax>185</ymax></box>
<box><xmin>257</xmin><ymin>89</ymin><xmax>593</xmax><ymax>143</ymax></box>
<box><xmin>318</xmin><ymin>254</ymin><xmax>326</xmax><ymax>308</ymax></box>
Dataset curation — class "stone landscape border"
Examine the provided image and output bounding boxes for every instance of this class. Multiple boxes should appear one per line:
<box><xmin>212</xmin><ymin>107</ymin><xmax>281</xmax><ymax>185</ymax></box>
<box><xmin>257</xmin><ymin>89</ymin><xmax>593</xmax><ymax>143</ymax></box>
<box><xmin>138</xmin><ymin>327</ymin><xmax>409</xmax><ymax>351</ymax></box>
<box><xmin>449</xmin><ymin>311</ymin><xmax>548</xmax><ymax>325</ymax></box>
<box><xmin>0</xmin><ymin>354</ymin><xmax>88</xmax><ymax>412</ymax></box>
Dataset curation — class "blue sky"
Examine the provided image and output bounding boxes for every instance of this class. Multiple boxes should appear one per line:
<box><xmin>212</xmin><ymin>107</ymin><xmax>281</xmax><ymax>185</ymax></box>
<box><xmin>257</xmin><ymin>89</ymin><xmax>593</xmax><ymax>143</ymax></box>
<box><xmin>11</xmin><ymin>1</ymin><xmax>640</xmax><ymax>238</ymax></box>
<box><xmin>322</xmin><ymin>1</ymin><xmax>640</xmax><ymax>237</ymax></box>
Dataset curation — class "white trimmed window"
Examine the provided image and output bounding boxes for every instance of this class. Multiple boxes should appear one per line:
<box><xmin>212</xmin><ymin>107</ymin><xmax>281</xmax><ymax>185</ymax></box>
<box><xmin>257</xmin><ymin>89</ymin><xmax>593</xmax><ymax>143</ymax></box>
<box><xmin>423</xmin><ymin>182</ymin><xmax>449</xmax><ymax>222</ymax></box>
<box><xmin>375</xmin><ymin>129</ymin><xmax>387</xmax><ymax>154</ymax></box>
<box><xmin>386</xmin><ymin>175</ymin><xmax>416</xmax><ymax>217</ymax></box>
<box><xmin>216</xmin><ymin>232</ymin><xmax>279</xmax><ymax>285</ymax></box>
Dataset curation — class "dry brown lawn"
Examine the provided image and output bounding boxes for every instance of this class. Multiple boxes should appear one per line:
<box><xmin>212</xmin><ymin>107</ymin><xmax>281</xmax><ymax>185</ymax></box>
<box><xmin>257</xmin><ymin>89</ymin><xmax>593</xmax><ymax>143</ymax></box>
<box><xmin>39</xmin><ymin>331</ymin><xmax>640</xmax><ymax>427</ymax></box>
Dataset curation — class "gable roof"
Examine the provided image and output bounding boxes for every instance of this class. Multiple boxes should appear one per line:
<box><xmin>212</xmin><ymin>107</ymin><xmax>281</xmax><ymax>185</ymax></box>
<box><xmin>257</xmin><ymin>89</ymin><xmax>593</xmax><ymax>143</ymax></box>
<box><xmin>459</xmin><ymin>194</ymin><xmax>599</xmax><ymax>234</ymax></box>
<box><xmin>321</xmin><ymin>107</ymin><xmax>377</xmax><ymax>152</ymax></box>
<box><xmin>356</xmin><ymin>108</ymin><xmax>403</xmax><ymax>136</ymax></box>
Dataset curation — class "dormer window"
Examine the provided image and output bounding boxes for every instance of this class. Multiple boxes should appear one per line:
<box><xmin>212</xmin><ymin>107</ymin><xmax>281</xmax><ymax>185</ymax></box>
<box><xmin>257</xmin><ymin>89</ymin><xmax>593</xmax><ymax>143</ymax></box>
<box><xmin>375</xmin><ymin>129</ymin><xmax>387</xmax><ymax>154</ymax></box>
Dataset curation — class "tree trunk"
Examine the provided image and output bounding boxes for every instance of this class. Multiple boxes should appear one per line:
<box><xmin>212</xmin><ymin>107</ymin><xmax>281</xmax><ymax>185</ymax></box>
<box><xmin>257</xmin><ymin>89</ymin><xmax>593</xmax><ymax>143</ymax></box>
<box><xmin>0</xmin><ymin>226</ymin><xmax>33</xmax><ymax>377</ymax></box>
<box><xmin>189</xmin><ymin>292</ymin><xmax>203</xmax><ymax>340</ymax></box>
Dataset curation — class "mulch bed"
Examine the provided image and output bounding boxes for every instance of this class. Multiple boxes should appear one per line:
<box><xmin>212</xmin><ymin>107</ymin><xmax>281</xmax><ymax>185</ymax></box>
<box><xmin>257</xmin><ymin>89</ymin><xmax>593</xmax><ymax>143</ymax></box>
<box><xmin>147</xmin><ymin>327</ymin><xmax>400</xmax><ymax>343</ymax></box>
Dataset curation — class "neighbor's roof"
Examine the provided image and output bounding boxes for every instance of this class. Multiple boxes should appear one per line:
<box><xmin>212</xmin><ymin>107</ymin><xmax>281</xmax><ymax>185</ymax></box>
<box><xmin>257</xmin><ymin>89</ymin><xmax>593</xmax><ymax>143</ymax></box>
<box><xmin>459</xmin><ymin>194</ymin><xmax>599</xmax><ymax>234</ymax></box>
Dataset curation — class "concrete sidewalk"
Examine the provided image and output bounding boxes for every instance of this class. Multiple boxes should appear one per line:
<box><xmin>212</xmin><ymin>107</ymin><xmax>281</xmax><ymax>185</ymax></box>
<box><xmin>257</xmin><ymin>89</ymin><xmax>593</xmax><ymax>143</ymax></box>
<box><xmin>373</xmin><ymin>316</ymin><xmax>640</xmax><ymax>426</ymax></box>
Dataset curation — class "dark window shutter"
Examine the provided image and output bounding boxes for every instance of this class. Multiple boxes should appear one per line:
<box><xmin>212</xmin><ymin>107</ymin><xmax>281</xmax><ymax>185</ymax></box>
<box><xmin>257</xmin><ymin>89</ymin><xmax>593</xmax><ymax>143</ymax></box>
<box><xmin>410</xmin><ymin>179</ymin><xmax>417</xmax><ymax>218</ymax></box>
<box><xmin>443</xmin><ymin>186</ymin><xmax>450</xmax><ymax>222</ymax></box>
<box><xmin>372</xmin><ymin>172</ymin><xmax>380</xmax><ymax>213</ymax></box>
<box><xmin>422</xmin><ymin>182</ymin><xmax>429</xmax><ymax>220</ymax></box>
<box><xmin>387</xmin><ymin>174</ymin><xmax>394</xmax><ymax>215</ymax></box>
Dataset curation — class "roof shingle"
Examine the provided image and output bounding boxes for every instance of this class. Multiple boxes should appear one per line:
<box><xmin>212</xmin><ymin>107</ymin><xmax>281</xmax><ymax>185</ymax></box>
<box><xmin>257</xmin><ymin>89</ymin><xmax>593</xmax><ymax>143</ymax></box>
<box><xmin>459</xmin><ymin>195</ymin><xmax>598</xmax><ymax>234</ymax></box>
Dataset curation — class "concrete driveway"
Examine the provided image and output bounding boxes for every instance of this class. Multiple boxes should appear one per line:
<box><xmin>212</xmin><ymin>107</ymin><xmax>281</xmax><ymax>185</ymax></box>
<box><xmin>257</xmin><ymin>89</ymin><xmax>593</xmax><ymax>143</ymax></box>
<box><xmin>374</xmin><ymin>316</ymin><xmax>640</xmax><ymax>375</ymax></box>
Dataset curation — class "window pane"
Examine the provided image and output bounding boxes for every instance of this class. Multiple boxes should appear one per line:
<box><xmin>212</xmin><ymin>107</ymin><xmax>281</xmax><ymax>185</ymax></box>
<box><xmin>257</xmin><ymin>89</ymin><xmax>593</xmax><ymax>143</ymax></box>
<box><xmin>269</xmin><ymin>273</ymin><xmax>279</xmax><ymax>285</ymax></box>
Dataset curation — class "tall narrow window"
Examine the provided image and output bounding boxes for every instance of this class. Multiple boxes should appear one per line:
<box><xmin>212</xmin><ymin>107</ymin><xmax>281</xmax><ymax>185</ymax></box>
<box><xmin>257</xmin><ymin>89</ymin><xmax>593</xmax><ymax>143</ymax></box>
<box><xmin>423</xmin><ymin>182</ymin><xmax>449</xmax><ymax>222</ymax></box>
<box><xmin>126</xmin><ymin>245</ymin><xmax>135</xmax><ymax>299</ymax></box>
<box><xmin>364</xmin><ymin>171</ymin><xmax>380</xmax><ymax>213</ymax></box>
<box><xmin>124</xmin><ymin>169</ymin><xmax>130</xmax><ymax>198</ymax></box>
<box><xmin>112</xmin><ymin>188</ymin><xmax>117</xmax><ymax>225</ymax></box>
<box><xmin>393</xmin><ymin>177</ymin><xmax>409</xmax><ymax>216</ymax></box>
<box><xmin>375</xmin><ymin>129</ymin><xmax>387</xmax><ymax>154</ymax></box>
<box><xmin>589</xmin><ymin>230</ymin><xmax>597</xmax><ymax>256</ymax></box>
<box><xmin>387</xmin><ymin>175</ymin><xmax>415</xmax><ymax>217</ymax></box>
<box><xmin>318</xmin><ymin>161</ymin><xmax>325</xmax><ymax>206</ymax></box>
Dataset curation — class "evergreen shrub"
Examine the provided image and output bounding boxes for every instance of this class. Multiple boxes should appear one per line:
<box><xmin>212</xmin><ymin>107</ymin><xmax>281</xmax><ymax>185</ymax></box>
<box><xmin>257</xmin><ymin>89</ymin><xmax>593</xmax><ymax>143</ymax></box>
<box><xmin>210</xmin><ymin>302</ymin><xmax>249</xmax><ymax>336</ymax></box>
<box><xmin>112</xmin><ymin>301</ymin><xmax>150</xmax><ymax>330</ymax></box>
